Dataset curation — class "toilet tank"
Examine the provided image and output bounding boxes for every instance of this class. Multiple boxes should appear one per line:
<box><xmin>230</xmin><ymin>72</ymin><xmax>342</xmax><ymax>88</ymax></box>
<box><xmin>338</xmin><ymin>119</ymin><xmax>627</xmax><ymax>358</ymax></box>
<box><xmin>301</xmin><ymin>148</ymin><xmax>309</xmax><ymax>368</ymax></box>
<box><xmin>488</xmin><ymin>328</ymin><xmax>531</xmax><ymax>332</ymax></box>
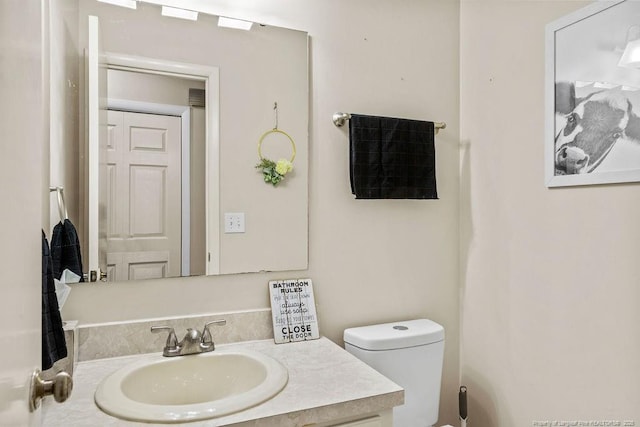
<box><xmin>343</xmin><ymin>319</ymin><xmax>445</xmax><ymax>427</ymax></box>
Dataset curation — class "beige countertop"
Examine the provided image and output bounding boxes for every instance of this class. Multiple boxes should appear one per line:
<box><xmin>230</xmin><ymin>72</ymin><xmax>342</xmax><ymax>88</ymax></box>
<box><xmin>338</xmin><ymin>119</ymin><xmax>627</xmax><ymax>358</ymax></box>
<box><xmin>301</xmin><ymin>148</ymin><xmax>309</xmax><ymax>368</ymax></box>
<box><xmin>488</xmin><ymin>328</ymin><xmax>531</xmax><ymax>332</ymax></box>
<box><xmin>42</xmin><ymin>337</ymin><xmax>403</xmax><ymax>426</ymax></box>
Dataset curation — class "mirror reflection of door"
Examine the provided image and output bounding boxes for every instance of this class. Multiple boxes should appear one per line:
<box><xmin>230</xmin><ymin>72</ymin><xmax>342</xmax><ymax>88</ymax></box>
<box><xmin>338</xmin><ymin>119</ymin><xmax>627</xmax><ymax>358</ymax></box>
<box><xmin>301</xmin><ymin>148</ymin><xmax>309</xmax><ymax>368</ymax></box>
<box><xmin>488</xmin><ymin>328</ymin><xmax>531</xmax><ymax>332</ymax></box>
<box><xmin>103</xmin><ymin>70</ymin><xmax>207</xmax><ymax>281</ymax></box>
<box><xmin>105</xmin><ymin>111</ymin><xmax>181</xmax><ymax>281</ymax></box>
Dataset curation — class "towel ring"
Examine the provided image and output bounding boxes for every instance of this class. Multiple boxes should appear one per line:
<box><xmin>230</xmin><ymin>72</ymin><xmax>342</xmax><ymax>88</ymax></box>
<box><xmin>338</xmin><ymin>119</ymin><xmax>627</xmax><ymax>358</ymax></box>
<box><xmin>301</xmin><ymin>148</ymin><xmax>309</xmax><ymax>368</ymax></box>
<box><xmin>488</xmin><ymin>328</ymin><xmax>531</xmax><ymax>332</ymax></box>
<box><xmin>257</xmin><ymin>129</ymin><xmax>297</xmax><ymax>163</ymax></box>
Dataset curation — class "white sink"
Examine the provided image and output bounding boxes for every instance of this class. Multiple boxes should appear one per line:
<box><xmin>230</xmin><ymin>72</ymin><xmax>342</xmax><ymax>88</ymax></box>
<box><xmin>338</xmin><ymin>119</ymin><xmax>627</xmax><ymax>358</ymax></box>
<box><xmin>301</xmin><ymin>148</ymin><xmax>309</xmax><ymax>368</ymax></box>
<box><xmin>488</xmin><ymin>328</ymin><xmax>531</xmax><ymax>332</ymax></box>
<box><xmin>94</xmin><ymin>349</ymin><xmax>288</xmax><ymax>423</ymax></box>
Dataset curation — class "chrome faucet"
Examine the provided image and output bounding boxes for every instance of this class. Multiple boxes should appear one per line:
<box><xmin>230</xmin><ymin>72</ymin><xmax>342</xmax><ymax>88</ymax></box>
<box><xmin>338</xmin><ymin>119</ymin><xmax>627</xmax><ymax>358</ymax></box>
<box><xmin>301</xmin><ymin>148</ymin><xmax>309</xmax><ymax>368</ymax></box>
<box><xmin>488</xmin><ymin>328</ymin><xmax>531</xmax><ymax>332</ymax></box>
<box><xmin>151</xmin><ymin>319</ymin><xmax>227</xmax><ymax>357</ymax></box>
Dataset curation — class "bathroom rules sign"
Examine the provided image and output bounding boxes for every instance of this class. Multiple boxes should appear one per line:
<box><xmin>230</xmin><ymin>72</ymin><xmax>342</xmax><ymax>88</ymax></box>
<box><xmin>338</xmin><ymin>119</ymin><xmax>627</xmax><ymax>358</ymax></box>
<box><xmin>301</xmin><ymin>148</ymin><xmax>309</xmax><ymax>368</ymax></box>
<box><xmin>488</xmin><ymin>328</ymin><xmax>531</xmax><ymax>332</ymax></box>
<box><xmin>269</xmin><ymin>279</ymin><xmax>320</xmax><ymax>344</ymax></box>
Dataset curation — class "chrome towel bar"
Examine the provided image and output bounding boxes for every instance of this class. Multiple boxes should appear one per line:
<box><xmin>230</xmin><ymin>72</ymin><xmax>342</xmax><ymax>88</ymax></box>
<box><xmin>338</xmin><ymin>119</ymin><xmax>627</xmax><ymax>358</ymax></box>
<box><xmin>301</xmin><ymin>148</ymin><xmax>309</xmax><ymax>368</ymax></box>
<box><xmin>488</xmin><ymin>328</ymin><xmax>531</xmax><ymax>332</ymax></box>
<box><xmin>49</xmin><ymin>186</ymin><xmax>68</xmax><ymax>221</ymax></box>
<box><xmin>332</xmin><ymin>112</ymin><xmax>446</xmax><ymax>133</ymax></box>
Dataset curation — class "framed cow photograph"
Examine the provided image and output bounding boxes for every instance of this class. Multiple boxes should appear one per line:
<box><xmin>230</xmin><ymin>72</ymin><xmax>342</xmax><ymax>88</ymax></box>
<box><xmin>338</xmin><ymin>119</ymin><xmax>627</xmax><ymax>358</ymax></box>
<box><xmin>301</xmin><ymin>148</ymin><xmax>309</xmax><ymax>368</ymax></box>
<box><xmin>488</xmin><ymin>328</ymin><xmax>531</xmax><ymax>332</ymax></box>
<box><xmin>546</xmin><ymin>0</ymin><xmax>640</xmax><ymax>187</ymax></box>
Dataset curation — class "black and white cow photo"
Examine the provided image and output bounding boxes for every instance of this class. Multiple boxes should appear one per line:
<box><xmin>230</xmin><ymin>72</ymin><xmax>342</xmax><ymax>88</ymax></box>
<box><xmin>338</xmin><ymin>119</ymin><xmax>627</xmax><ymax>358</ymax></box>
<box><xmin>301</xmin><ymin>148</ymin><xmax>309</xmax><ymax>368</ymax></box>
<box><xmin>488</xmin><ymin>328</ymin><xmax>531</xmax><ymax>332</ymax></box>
<box><xmin>554</xmin><ymin>81</ymin><xmax>640</xmax><ymax>175</ymax></box>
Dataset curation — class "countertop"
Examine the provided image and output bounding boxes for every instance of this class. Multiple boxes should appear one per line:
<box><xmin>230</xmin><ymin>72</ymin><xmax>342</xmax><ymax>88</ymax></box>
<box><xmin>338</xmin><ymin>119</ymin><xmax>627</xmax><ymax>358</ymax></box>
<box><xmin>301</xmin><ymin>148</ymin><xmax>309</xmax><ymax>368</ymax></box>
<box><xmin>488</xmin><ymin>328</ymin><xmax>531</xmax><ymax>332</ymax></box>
<box><xmin>42</xmin><ymin>337</ymin><xmax>403</xmax><ymax>426</ymax></box>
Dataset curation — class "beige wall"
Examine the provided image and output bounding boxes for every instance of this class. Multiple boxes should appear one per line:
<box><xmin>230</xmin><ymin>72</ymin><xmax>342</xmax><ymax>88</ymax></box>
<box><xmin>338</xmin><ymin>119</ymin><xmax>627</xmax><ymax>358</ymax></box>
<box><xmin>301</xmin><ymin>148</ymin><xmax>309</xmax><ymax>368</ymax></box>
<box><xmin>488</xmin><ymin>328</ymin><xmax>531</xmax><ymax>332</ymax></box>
<box><xmin>107</xmin><ymin>69</ymin><xmax>205</xmax><ymax>105</ymax></box>
<box><xmin>41</xmin><ymin>0</ymin><xmax>640</xmax><ymax>424</ymax></box>
<box><xmin>49</xmin><ymin>0</ymin><xmax>79</xmax><ymax>234</ymax></box>
<box><xmin>61</xmin><ymin>0</ymin><xmax>461</xmax><ymax>423</ymax></box>
<box><xmin>460</xmin><ymin>1</ymin><xmax>640</xmax><ymax>425</ymax></box>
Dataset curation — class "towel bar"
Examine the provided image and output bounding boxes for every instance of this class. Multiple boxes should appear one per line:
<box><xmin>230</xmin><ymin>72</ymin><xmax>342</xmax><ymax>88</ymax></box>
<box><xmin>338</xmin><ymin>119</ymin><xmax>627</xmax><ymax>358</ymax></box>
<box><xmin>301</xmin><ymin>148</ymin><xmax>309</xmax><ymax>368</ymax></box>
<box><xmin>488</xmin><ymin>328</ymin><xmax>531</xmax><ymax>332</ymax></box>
<box><xmin>49</xmin><ymin>186</ymin><xmax>68</xmax><ymax>221</ymax></box>
<box><xmin>332</xmin><ymin>112</ymin><xmax>446</xmax><ymax>133</ymax></box>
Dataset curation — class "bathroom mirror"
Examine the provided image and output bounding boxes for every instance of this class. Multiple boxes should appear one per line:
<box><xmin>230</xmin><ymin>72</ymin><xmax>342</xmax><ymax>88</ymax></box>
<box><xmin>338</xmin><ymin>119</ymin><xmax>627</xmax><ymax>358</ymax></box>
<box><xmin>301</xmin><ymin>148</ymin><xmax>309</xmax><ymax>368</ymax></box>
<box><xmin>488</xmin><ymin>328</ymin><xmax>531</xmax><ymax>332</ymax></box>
<box><xmin>49</xmin><ymin>0</ymin><xmax>309</xmax><ymax>282</ymax></box>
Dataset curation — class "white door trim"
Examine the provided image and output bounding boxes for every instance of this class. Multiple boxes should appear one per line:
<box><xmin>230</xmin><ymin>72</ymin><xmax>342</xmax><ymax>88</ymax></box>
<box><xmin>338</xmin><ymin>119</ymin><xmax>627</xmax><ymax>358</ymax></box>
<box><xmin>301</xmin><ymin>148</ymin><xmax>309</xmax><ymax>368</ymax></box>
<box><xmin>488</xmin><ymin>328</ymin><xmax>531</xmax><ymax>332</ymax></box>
<box><xmin>105</xmin><ymin>52</ymin><xmax>220</xmax><ymax>275</ymax></box>
<box><xmin>87</xmin><ymin>16</ymin><xmax>101</xmax><ymax>278</ymax></box>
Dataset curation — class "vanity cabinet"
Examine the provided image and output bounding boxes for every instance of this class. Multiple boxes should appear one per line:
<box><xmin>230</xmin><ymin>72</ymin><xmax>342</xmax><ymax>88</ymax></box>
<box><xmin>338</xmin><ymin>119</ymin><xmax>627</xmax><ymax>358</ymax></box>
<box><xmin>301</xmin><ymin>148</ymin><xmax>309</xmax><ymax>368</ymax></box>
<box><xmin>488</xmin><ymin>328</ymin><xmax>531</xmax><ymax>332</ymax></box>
<box><xmin>315</xmin><ymin>410</ymin><xmax>393</xmax><ymax>427</ymax></box>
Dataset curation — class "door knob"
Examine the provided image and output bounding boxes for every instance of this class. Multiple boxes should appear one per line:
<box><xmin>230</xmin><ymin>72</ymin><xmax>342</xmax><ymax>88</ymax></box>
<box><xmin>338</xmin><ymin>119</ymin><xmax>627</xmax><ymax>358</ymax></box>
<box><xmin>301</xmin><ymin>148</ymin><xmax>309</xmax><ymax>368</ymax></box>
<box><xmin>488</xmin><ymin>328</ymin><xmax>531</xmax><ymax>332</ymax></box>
<box><xmin>29</xmin><ymin>369</ymin><xmax>73</xmax><ymax>412</ymax></box>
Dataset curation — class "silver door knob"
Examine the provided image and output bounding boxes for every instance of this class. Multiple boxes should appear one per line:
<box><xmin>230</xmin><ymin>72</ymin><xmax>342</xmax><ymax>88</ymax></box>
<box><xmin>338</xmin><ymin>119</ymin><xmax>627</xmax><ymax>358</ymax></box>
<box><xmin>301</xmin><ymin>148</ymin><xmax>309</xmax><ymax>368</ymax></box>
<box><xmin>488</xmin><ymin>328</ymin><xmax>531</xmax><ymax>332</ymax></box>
<box><xmin>29</xmin><ymin>369</ymin><xmax>73</xmax><ymax>412</ymax></box>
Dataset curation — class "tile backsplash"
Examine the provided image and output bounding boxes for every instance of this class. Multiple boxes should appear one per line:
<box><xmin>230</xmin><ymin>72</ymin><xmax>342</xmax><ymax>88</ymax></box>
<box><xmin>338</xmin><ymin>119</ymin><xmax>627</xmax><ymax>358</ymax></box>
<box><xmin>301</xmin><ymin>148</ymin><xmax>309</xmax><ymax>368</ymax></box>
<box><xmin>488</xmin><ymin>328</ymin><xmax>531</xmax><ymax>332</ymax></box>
<box><xmin>42</xmin><ymin>320</ymin><xmax>79</xmax><ymax>380</ymax></box>
<box><xmin>76</xmin><ymin>308</ymin><xmax>273</xmax><ymax>361</ymax></box>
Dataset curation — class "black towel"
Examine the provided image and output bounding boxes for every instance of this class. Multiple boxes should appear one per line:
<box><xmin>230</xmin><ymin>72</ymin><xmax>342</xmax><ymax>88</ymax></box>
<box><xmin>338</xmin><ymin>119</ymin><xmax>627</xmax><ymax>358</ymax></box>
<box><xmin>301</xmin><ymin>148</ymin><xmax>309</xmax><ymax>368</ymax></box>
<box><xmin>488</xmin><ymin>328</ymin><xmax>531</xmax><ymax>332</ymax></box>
<box><xmin>349</xmin><ymin>114</ymin><xmax>438</xmax><ymax>199</ymax></box>
<box><xmin>51</xmin><ymin>219</ymin><xmax>84</xmax><ymax>282</ymax></box>
<box><xmin>42</xmin><ymin>231</ymin><xmax>67</xmax><ymax>370</ymax></box>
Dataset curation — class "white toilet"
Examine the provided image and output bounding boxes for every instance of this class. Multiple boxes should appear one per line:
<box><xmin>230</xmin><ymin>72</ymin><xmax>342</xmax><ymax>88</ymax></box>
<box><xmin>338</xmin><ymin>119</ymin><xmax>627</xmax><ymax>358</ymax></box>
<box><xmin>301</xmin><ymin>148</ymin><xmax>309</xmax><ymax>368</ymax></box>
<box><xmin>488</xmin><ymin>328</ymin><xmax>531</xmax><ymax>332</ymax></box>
<box><xmin>344</xmin><ymin>319</ymin><xmax>445</xmax><ymax>427</ymax></box>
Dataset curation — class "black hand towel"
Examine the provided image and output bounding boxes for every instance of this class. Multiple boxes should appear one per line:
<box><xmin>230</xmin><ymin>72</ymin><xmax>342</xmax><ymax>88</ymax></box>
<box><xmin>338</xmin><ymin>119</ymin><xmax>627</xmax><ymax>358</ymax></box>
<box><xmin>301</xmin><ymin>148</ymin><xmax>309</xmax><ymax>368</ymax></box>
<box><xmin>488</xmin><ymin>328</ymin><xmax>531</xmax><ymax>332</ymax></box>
<box><xmin>51</xmin><ymin>219</ymin><xmax>84</xmax><ymax>282</ymax></box>
<box><xmin>42</xmin><ymin>231</ymin><xmax>67</xmax><ymax>370</ymax></box>
<box><xmin>349</xmin><ymin>114</ymin><xmax>438</xmax><ymax>199</ymax></box>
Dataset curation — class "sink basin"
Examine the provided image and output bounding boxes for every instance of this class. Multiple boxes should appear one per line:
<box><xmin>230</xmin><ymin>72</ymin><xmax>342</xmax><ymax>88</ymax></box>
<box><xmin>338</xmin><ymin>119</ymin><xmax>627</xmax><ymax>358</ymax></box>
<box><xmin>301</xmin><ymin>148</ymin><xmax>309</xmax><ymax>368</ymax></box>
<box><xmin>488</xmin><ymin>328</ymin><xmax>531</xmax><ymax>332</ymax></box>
<box><xmin>94</xmin><ymin>349</ymin><xmax>288</xmax><ymax>423</ymax></box>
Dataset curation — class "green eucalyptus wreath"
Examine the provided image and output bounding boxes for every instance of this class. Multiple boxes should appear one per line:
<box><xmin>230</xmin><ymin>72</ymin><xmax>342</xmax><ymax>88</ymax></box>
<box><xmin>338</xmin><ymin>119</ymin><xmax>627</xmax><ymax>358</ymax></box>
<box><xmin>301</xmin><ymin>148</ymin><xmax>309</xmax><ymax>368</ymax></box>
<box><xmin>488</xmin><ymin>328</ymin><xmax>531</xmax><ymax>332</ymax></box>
<box><xmin>256</xmin><ymin>129</ymin><xmax>296</xmax><ymax>187</ymax></box>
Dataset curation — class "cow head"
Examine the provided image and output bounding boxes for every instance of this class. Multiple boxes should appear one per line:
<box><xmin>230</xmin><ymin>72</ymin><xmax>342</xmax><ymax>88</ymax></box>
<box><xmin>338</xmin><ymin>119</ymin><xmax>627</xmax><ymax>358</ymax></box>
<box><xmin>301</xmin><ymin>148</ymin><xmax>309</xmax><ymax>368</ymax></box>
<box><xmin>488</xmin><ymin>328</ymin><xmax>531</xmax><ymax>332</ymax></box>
<box><xmin>554</xmin><ymin>84</ymin><xmax>640</xmax><ymax>175</ymax></box>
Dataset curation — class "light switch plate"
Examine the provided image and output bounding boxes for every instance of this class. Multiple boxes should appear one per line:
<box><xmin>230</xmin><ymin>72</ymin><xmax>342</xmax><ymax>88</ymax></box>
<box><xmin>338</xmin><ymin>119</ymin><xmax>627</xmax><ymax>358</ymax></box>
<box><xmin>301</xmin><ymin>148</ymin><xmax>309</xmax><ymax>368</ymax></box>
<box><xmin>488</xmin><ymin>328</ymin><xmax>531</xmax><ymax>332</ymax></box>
<box><xmin>224</xmin><ymin>212</ymin><xmax>245</xmax><ymax>233</ymax></box>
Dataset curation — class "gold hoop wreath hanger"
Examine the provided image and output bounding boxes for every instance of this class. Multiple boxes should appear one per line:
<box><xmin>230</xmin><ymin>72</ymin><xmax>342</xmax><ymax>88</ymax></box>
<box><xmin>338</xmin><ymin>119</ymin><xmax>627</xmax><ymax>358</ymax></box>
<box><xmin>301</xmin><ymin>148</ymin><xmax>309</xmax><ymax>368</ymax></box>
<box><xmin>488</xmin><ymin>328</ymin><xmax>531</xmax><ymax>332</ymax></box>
<box><xmin>256</xmin><ymin>102</ymin><xmax>297</xmax><ymax>186</ymax></box>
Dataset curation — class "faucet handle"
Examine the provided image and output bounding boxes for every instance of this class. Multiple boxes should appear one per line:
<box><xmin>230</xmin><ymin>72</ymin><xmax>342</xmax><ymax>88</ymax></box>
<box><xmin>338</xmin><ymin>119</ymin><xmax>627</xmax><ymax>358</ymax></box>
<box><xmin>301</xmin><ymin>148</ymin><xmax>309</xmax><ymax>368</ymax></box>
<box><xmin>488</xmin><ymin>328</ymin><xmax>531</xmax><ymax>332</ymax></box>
<box><xmin>201</xmin><ymin>319</ymin><xmax>226</xmax><ymax>351</ymax></box>
<box><xmin>151</xmin><ymin>325</ymin><xmax>180</xmax><ymax>356</ymax></box>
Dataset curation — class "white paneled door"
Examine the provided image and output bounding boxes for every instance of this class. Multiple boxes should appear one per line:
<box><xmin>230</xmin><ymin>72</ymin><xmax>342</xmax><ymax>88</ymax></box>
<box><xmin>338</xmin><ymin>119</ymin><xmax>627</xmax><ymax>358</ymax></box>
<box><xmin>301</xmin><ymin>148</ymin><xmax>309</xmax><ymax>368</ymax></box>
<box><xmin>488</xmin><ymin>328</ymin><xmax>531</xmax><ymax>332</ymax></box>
<box><xmin>105</xmin><ymin>111</ymin><xmax>182</xmax><ymax>281</ymax></box>
<box><xmin>0</xmin><ymin>1</ymin><xmax>45</xmax><ymax>425</ymax></box>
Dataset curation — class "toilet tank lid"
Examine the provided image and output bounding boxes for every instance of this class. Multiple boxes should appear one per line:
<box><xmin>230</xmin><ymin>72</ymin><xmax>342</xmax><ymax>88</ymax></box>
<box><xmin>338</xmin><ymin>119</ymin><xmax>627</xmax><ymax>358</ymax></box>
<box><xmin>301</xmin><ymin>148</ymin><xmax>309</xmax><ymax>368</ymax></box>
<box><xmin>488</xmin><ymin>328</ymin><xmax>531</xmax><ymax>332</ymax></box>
<box><xmin>343</xmin><ymin>319</ymin><xmax>444</xmax><ymax>351</ymax></box>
